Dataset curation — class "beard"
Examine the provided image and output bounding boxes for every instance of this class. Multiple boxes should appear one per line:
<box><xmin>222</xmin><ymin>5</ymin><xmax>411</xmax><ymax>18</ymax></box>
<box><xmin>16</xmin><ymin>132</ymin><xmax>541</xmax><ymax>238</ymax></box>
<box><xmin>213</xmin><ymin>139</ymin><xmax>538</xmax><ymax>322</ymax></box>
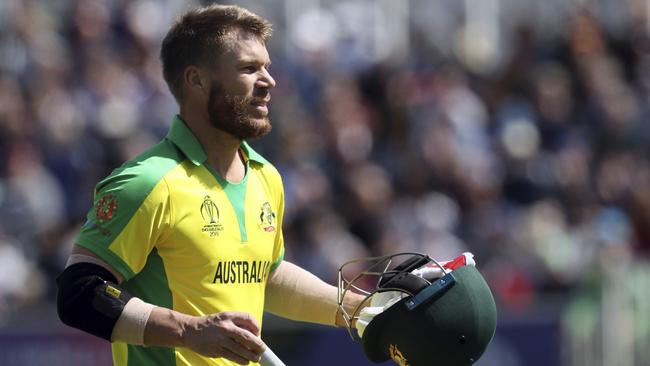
<box><xmin>207</xmin><ymin>81</ymin><xmax>272</xmax><ymax>140</ymax></box>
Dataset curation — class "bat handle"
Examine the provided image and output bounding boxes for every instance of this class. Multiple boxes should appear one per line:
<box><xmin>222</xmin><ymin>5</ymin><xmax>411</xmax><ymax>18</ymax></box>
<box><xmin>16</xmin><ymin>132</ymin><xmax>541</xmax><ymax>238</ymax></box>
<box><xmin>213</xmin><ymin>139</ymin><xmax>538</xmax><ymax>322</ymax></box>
<box><xmin>259</xmin><ymin>346</ymin><xmax>286</xmax><ymax>366</ymax></box>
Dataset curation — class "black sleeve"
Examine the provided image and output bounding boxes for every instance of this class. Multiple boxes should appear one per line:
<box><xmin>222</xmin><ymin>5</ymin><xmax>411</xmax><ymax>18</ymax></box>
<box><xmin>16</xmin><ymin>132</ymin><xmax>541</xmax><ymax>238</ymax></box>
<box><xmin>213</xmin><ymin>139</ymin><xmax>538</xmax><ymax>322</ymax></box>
<box><xmin>56</xmin><ymin>262</ymin><xmax>133</xmax><ymax>341</ymax></box>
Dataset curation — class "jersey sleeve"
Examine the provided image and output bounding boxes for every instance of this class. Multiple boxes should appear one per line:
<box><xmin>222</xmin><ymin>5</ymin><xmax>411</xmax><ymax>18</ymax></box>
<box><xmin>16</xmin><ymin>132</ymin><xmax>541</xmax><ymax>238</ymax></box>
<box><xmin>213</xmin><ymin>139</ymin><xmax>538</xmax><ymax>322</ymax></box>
<box><xmin>269</xmin><ymin>176</ymin><xmax>285</xmax><ymax>273</ymax></box>
<box><xmin>75</xmin><ymin>167</ymin><xmax>172</xmax><ymax>281</ymax></box>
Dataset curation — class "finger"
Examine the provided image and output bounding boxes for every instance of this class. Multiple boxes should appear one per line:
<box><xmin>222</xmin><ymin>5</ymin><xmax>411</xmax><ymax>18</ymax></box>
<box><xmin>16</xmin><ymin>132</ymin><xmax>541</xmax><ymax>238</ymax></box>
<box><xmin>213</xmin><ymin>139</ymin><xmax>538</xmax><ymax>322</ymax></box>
<box><xmin>219</xmin><ymin>346</ymin><xmax>250</xmax><ymax>365</ymax></box>
<box><xmin>230</xmin><ymin>312</ymin><xmax>261</xmax><ymax>336</ymax></box>
<box><xmin>229</xmin><ymin>326</ymin><xmax>265</xmax><ymax>354</ymax></box>
<box><xmin>223</xmin><ymin>336</ymin><xmax>263</xmax><ymax>363</ymax></box>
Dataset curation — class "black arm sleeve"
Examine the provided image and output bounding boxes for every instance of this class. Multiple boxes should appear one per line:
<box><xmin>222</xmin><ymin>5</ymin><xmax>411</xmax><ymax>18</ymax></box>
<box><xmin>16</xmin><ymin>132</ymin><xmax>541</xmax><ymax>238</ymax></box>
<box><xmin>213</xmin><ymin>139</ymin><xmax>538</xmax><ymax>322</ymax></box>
<box><xmin>56</xmin><ymin>262</ymin><xmax>133</xmax><ymax>341</ymax></box>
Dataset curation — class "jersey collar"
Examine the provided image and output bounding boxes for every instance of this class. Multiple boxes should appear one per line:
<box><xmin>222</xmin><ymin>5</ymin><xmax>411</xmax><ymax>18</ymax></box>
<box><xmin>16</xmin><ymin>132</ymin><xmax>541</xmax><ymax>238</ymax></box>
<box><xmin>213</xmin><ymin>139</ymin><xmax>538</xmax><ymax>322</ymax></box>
<box><xmin>240</xmin><ymin>140</ymin><xmax>270</xmax><ymax>165</ymax></box>
<box><xmin>166</xmin><ymin>115</ymin><xmax>269</xmax><ymax>166</ymax></box>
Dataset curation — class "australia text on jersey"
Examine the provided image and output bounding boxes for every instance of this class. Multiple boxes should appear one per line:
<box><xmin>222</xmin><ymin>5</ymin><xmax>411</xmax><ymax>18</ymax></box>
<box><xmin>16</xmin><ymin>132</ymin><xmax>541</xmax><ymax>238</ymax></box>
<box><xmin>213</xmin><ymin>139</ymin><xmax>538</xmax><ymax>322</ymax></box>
<box><xmin>212</xmin><ymin>260</ymin><xmax>271</xmax><ymax>284</ymax></box>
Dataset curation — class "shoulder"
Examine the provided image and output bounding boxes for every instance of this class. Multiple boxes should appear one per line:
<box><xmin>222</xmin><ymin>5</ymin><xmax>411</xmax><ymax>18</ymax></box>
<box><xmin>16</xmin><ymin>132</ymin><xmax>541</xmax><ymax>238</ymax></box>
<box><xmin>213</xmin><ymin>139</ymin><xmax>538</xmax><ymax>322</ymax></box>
<box><xmin>95</xmin><ymin>140</ymin><xmax>184</xmax><ymax>202</ymax></box>
<box><xmin>253</xmin><ymin>160</ymin><xmax>281</xmax><ymax>179</ymax></box>
<box><xmin>250</xmin><ymin>159</ymin><xmax>284</xmax><ymax>193</ymax></box>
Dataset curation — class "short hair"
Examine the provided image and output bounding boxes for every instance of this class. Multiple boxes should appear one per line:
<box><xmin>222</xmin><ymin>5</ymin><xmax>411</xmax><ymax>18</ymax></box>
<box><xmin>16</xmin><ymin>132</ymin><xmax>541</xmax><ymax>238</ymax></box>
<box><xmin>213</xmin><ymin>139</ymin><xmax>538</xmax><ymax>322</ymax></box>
<box><xmin>160</xmin><ymin>4</ymin><xmax>272</xmax><ymax>103</ymax></box>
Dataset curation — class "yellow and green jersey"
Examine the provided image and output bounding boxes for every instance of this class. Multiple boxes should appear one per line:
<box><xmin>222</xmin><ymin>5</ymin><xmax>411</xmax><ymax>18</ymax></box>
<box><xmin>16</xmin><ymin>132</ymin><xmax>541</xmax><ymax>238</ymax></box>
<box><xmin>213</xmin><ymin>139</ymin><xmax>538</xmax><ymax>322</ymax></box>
<box><xmin>76</xmin><ymin>115</ymin><xmax>285</xmax><ymax>366</ymax></box>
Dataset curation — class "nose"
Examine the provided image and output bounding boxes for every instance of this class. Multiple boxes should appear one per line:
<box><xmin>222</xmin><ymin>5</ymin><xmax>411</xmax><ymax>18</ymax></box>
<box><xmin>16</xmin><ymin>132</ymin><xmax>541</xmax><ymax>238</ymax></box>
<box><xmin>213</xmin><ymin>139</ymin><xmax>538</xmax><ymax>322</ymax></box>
<box><xmin>258</xmin><ymin>68</ymin><xmax>276</xmax><ymax>89</ymax></box>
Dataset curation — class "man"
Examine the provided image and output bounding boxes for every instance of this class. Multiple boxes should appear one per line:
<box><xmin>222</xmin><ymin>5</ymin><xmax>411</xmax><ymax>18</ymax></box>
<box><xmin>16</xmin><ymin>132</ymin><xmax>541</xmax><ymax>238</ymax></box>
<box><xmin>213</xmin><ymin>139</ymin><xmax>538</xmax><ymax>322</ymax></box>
<box><xmin>56</xmin><ymin>5</ymin><xmax>361</xmax><ymax>366</ymax></box>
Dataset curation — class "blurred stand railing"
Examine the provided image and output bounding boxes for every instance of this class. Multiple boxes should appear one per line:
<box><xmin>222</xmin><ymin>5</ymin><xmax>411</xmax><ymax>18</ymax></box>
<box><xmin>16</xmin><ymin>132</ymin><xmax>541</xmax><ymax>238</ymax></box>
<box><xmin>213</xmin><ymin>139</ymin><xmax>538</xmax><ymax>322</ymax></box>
<box><xmin>563</xmin><ymin>259</ymin><xmax>650</xmax><ymax>366</ymax></box>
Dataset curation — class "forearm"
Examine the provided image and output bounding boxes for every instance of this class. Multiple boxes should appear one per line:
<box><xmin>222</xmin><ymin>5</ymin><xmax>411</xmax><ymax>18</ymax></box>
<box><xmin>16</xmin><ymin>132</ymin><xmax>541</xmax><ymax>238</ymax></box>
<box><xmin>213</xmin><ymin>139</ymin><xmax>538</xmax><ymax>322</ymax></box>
<box><xmin>116</xmin><ymin>300</ymin><xmax>265</xmax><ymax>363</ymax></box>
<box><xmin>265</xmin><ymin>261</ymin><xmax>364</xmax><ymax>327</ymax></box>
<box><xmin>142</xmin><ymin>306</ymin><xmax>189</xmax><ymax>347</ymax></box>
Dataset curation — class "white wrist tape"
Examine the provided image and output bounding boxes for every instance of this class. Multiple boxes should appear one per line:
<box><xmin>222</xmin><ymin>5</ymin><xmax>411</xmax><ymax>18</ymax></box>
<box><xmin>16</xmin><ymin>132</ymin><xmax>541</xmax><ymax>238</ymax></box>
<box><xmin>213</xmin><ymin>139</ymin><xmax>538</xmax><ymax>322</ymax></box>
<box><xmin>111</xmin><ymin>297</ymin><xmax>155</xmax><ymax>345</ymax></box>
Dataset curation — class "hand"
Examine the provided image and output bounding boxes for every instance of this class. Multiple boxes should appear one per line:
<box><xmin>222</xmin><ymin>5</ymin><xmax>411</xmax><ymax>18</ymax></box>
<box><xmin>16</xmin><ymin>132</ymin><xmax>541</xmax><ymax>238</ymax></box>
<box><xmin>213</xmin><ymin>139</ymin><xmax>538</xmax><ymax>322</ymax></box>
<box><xmin>182</xmin><ymin>312</ymin><xmax>266</xmax><ymax>365</ymax></box>
<box><xmin>335</xmin><ymin>291</ymin><xmax>366</xmax><ymax>328</ymax></box>
<box><xmin>356</xmin><ymin>291</ymin><xmax>405</xmax><ymax>338</ymax></box>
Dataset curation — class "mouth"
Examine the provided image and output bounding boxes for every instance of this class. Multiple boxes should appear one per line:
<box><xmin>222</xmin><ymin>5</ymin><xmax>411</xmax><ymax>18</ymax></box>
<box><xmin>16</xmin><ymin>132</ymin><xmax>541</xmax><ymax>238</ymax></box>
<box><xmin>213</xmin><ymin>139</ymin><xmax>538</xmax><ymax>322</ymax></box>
<box><xmin>250</xmin><ymin>98</ymin><xmax>270</xmax><ymax>115</ymax></box>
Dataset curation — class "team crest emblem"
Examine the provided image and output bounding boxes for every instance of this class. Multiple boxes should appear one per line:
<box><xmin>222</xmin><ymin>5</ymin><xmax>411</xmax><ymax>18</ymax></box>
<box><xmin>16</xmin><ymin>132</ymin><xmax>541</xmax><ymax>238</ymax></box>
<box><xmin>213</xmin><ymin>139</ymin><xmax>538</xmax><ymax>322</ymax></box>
<box><xmin>96</xmin><ymin>194</ymin><xmax>117</xmax><ymax>223</ymax></box>
<box><xmin>200</xmin><ymin>195</ymin><xmax>223</xmax><ymax>237</ymax></box>
<box><xmin>389</xmin><ymin>344</ymin><xmax>409</xmax><ymax>366</ymax></box>
<box><xmin>259</xmin><ymin>202</ymin><xmax>276</xmax><ymax>232</ymax></box>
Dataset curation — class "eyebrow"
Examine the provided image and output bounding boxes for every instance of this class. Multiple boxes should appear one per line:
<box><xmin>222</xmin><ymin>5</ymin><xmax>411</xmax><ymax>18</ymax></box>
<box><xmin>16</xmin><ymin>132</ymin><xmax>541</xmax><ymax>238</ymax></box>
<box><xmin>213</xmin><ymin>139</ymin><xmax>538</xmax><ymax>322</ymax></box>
<box><xmin>237</xmin><ymin>59</ymin><xmax>271</xmax><ymax>67</ymax></box>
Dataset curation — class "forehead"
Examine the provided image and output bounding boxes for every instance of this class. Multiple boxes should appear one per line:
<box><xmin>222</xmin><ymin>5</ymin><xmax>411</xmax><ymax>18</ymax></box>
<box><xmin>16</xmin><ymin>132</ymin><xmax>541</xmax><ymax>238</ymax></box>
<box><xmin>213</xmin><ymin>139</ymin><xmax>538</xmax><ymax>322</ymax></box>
<box><xmin>219</xmin><ymin>29</ymin><xmax>270</xmax><ymax>64</ymax></box>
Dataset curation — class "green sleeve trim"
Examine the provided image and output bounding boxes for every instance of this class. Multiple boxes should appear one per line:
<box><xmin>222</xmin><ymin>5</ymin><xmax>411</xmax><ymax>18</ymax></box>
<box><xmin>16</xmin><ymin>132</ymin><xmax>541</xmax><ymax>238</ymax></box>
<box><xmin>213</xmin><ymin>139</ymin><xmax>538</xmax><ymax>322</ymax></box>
<box><xmin>269</xmin><ymin>247</ymin><xmax>284</xmax><ymax>273</ymax></box>
<box><xmin>75</xmin><ymin>239</ymin><xmax>136</xmax><ymax>280</ymax></box>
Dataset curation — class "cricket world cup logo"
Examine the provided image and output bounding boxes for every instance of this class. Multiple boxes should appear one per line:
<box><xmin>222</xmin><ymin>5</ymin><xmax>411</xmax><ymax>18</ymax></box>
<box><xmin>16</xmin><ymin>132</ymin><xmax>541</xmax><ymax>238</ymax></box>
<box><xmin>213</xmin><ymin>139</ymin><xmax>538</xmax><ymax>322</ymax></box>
<box><xmin>201</xmin><ymin>195</ymin><xmax>223</xmax><ymax>237</ymax></box>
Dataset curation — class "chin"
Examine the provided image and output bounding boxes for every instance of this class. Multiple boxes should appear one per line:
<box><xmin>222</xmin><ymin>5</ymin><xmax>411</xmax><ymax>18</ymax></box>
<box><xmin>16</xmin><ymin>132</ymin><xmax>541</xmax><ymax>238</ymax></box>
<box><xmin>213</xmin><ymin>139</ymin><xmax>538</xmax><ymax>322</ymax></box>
<box><xmin>251</xmin><ymin>117</ymin><xmax>270</xmax><ymax>127</ymax></box>
<box><xmin>245</xmin><ymin>118</ymin><xmax>272</xmax><ymax>139</ymax></box>
<box><xmin>246</xmin><ymin>112</ymin><xmax>270</xmax><ymax>125</ymax></box>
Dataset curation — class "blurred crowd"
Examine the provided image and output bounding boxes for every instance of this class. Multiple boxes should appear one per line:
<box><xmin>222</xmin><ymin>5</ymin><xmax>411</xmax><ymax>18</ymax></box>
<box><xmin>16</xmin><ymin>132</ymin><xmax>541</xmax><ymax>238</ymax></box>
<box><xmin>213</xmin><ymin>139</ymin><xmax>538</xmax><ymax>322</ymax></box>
<box><xmin>1</xmin><ymin>0</ymin><xmax>650</xmax><ymax>326</ymax></box>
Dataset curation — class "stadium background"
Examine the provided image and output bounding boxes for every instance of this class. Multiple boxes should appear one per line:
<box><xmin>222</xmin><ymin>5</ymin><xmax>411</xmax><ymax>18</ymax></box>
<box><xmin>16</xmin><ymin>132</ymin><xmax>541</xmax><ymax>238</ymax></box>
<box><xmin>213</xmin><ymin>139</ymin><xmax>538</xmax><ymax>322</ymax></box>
<box><xmin>1</xmin><ymin>0</ymin><xmax>650</xmax><ymax>365</ymax></box>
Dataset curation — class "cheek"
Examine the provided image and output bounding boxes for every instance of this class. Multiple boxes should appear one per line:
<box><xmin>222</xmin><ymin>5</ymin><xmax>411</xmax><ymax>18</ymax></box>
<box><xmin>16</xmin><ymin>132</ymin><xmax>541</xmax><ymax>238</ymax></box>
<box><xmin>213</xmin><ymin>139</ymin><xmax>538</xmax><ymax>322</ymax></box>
<box><xmin>235</xmin><ymin>75</ymin><xmax>257</xmax><ymax>94</ymax></box>
<box><xmin>219</xmin><ymin>76</ymin><xmax>254</xmax><ymax>95</ymax></box>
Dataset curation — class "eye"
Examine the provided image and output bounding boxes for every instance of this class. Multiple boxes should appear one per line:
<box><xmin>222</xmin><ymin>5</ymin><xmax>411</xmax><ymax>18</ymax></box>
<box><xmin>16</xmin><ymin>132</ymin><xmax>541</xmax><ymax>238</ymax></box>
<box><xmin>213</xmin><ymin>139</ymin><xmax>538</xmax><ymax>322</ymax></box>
<box><xmin>242</xmin><ymin>65</ymin><xmax>257</xmax><ymax>73</ymax></box>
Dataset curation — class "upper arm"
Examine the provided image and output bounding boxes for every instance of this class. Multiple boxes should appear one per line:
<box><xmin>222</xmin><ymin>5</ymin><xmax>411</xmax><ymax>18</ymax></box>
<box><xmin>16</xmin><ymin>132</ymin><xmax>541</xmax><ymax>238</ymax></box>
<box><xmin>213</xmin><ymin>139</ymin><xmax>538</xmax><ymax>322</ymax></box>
<box><xmin>57</xmin><ymin>246</ymin><xmax>135</xmax><ymax>342</ymax></box>
<box><xmin>68</xmin><ymin>244</ymin><xmax>124</xmax><ymax>283</ymax></box>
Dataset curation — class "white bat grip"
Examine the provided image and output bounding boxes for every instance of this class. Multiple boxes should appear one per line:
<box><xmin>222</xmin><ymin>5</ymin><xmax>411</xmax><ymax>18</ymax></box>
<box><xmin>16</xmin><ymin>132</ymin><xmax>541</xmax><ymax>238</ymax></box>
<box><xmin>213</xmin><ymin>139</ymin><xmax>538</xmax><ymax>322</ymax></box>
<box><xmin>259</xmin><ymin>347</ymin><xmax>286</xmax><ymax>366</ymax></box>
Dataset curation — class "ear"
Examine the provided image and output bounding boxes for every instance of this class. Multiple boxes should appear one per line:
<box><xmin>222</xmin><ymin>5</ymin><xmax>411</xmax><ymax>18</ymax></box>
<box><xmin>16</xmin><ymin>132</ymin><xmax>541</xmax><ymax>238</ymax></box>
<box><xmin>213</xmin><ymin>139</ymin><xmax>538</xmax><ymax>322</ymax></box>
<box><xmin>183</xmin><ymin>66</ymin><xmax>206</xmax><ymax>93</ymax></box>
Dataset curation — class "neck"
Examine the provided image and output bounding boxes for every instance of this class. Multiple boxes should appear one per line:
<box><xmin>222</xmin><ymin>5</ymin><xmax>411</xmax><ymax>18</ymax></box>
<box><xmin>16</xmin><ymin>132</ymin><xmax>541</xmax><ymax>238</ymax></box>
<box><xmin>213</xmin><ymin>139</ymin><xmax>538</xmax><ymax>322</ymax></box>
<box><xmin>179</xmin><ymin>108</ymin><xmax>246</xmax><ymax>183</ymax></box>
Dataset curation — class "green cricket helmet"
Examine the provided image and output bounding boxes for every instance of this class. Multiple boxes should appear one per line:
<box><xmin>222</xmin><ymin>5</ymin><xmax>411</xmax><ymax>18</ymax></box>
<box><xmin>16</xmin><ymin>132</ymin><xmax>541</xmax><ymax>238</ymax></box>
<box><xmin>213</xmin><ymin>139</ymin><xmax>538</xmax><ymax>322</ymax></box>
<box><xmin>337</xmin><ymin>253</ymin><xmax>497</xmax><ymax>366</ymax></box>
